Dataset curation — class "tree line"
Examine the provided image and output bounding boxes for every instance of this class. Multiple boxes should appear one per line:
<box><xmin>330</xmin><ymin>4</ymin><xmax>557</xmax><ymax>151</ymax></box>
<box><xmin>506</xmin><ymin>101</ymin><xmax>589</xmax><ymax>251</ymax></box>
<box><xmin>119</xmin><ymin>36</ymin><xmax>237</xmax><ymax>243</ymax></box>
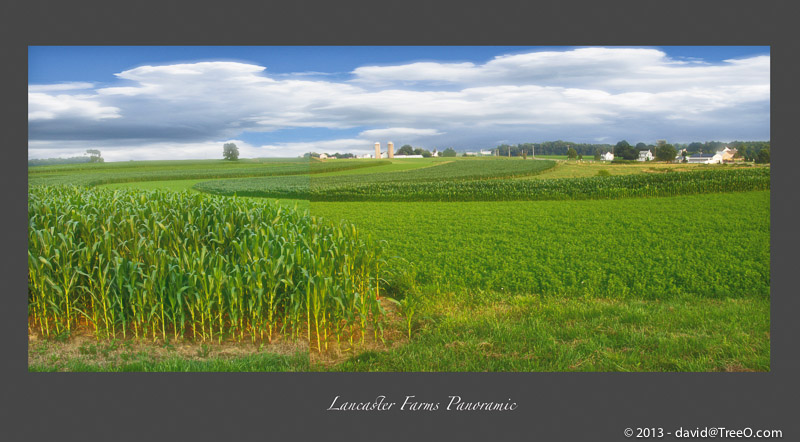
<box><xmin>29</xmin><ymin>149</ymin><xmax>104</xmax><ymax>167</ymax></box>
<box><xmin>492</xmin><ymin>140</ymin><xmax>770</xmax><ymax>162</ymax></box>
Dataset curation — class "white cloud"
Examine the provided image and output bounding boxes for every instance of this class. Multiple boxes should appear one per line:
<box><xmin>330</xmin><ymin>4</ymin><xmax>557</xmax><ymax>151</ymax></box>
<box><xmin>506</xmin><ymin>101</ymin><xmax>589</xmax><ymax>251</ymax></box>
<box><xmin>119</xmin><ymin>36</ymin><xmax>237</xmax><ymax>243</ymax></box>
<box><xmin>28</xmin><ymin>48</ymin><xmax>770</xmax><ymax>160</ymax></box>
<box><xmin>28</xmin><ymin>82</ymin><xmax>95</xmax><ymax>92</ymax></box>
<box><xmin>358</xmin><ymin>127</ymin><xmax>443</xmax><ymax>140</ymax></box>
<box><xmin>28</xmin><ymin>92</ymin><xmax>120</xmax><ymax>121</ymax></box>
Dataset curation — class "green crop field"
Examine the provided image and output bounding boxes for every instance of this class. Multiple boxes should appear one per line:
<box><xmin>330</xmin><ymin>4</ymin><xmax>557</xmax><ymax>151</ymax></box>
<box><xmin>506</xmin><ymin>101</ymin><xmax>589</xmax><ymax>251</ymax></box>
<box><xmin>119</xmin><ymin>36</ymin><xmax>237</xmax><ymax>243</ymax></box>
<box><xmin>193</xmin><ymin>157</ymin><xmax>557</xmax><ymax>197</ymax></box>
<box><xmin>194</xmin><ymin>166</ymin><xmax>768</xmax><ymax>202</ymax></box>
<box><xmin>28</xmin><ymin>158</ymin><xmax>387</xmax><ymax>187</ymax></box>
<box><xmin>29</xmin><ymin>186</ymin><xmax>386</xmax><ymax>353</ymax></box>
<box><xmin>312</xmin><ymin>192</ymin><xmax>770</xmax><ymax>298</ymax></box>
<box><xmin>27</xmin><ymin>157</ymin><xmax>771</xmax><ymax>372</ymax></box>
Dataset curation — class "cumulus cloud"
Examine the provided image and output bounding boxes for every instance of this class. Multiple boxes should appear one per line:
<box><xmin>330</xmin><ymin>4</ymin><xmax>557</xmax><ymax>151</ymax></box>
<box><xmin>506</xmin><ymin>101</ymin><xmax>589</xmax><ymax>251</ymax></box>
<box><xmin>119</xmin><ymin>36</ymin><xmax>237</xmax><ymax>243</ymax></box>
<box><xmin>28</xmin><ymin>92</ymin><xmax>120</xmax><ymax>121</ymax></box>
<box><xmin>352</xmin><ymin>48</ymin><xmax>769</xmax><ymax>93</ymax></box>
<box><xmin>28</xmin><ymin>48</ymin><xmax>769</xmax><ymax>160</ymax></box>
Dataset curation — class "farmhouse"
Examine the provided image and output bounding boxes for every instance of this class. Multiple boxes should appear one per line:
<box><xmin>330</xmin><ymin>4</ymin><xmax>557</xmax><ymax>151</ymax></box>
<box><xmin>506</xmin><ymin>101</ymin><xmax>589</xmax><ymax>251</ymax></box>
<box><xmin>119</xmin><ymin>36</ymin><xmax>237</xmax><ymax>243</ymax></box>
<box><xmin>479</xmin><ymin>149</ymin><xmax>494</xmax><ymax>156</ymax></box>
<box><xmin>718</xmin><ymin>146</ymin><xmax>741</xmax><ymax>163</ymax></box>
<box><xmin>637</xmin><ymin>150</ymin><xmax>654</xmax><ymax>161</ymax></box>
<box><xmin>600</xmin><ymin>152</ymin><xmax>614</xmax><ymax>161</ymax></box>
<box><xmin>687</xmin><ymin>152</ymin><xmax>723</xmax><ymax>164</ymax></box>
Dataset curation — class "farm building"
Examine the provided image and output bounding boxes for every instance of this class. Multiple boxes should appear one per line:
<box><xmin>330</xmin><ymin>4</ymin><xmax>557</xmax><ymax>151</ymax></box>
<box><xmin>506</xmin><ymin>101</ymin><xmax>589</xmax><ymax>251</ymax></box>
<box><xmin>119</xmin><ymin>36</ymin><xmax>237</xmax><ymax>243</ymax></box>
<box><xmin>600</xmin><ymin>152</ymin><xmax>614</xmax><ymax>161</ymax></box>
<box><xmin>637</xmin><ymin>150</ymin><xmax>654</xmax><ymax>161</ymax></box>
<box><xmin>687</xmin><ymin>153</ymin><xmax>723</xmax><ymax>164</ymax></box>
<box><xmin>479</xmin><ymin>149</ymin><xmax>494</xmax><ymax>156</ymax></box>
<box><xmin>393</xmin><ymin>154</ymin><xmax>424</xmax><ymax>158</ymax></box>
<box><xmin>718</xmin><ymin>146</ymin><xmax>741</xmax><ymax>163</ymax></box>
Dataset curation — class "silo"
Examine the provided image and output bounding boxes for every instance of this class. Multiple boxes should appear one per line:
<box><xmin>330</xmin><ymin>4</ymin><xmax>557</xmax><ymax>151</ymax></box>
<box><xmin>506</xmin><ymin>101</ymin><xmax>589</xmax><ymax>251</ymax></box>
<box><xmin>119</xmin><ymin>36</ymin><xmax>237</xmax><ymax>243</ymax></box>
<box><xmin>387</xmin><ymin>141</ymin><xmax>394</xmax><ymax>158</ymax></box>
<box><xmin>374</xmin><ymin>142</ymin><xmax>381</xmax><ymax>159</ymax></box>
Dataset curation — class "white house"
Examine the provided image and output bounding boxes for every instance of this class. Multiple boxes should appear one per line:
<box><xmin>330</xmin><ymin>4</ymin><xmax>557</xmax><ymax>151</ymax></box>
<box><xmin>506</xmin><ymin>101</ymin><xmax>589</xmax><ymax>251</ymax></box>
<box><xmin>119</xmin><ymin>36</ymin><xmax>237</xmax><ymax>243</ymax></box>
<box><xmin>318</xmin><ymin>153</ymin><xmax>328</xmax><ymax>159</ymax></box>
<box><xmin>393</xmin><ymin>154</ymin><xmax>424</xmax><ymax>158</ymax></box>
<box><xmin>601</xmin><ymin>152</ymin><xmax>614</xmax><ymax>161</ymax></box>
<box><xmin>464</xmin><ymin>152</ymin><xmax>478</xmax><ymax>156</ymax></box>
<box><xmin>479</xmin><ymin>149</ymin><xmax>494</xmax><ymax>156</ymax></box>
<box><xmin>431</xmin><ymin>150</ymin><xmax>440</xmax><ymax>157</ymax></box>
<box><xmin>637</xmin><ymin>150</ymin><xmax>654</xmax><ymax>162</ymax></box>
<box><xmin>686</xmin><ymin>152</ymin><xmax>723</xmax><ymax>164</ymax></box>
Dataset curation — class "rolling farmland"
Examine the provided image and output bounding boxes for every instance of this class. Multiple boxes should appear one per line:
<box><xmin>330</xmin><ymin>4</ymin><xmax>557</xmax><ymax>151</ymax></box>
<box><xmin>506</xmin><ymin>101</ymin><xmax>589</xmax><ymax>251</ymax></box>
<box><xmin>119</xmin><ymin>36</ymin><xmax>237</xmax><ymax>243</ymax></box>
<box><xmin>27</xmin><ymin>157</ymin><xmax>771</xmax><ymax>371</ymax></box>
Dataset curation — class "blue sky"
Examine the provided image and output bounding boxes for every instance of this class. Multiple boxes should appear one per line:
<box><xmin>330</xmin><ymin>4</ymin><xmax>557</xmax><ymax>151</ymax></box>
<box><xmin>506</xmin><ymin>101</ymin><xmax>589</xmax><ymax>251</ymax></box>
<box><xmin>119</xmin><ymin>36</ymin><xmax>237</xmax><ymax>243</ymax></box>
<box><xmin>28</xmin><ymin>46</ymin><xmax>770</xmax><ymax>160</ymax></box>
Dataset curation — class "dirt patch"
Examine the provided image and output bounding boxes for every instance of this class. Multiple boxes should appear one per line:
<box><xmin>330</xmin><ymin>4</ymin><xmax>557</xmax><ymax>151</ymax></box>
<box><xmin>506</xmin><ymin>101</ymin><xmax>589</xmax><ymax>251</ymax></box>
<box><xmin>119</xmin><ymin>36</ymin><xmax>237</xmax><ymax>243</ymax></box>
<box><xmin>28</xmin><ymin>328</ymin><xmax>307</xmax><ymax>371</ymax></box>
<box><xmin>29</xmin><ymin>304</ymin><xmax>409</xmax><ymax>370</ymax></box>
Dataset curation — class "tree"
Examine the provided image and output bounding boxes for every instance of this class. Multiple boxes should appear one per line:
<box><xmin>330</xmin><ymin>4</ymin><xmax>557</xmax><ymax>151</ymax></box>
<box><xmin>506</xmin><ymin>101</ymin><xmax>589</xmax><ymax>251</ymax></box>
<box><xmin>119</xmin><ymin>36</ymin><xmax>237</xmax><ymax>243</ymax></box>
<box><xmin>755</xmin><ymin>148</ymin><xmax>770</xmax><ymax>164</ymax></box>
<box><xmin>655</xmin><ymin>144</ymin><xmax>677</xmax><ymax>162</ymax></box>
<box><xmin>86</xmin><ymin>149</ymin><xmax>104</xmax><ymax>163</ymax></box>
<box><xmin>442</xmin><ymin>148</ymin><xmax>457</xmax><ymax>157</ymax></box>
<box><xmin>614</xmin><ymin>140</ymin><xmax>637</xmax><ymax>160</ymax></box>
<box><xmin>578</xmin><ymin>154</ymin><xmax>583</xmax><ymax>161</ymax></box>
<box><xmin>594</xmin><ymin>151</ymin><xmax>602</xmax><ymax>161</ymax></box>
<box><xmin>398</xmin><ymin>144</ymin><xmax>415</xmax><ymax>155</ymax></box>
<box><xmin>567</xmin><ymin>147</ymin><xmax>577</xmax><ymax>159</ymax></box>
<box><xmin>223</xmin><ymin>143</ymin><xmax>239</xmax><ymax>160</ymax></box>
<box><xmin>412</xmin><ymin>148</ymin><xmax>432</xmax><ymax>157</ymax></box>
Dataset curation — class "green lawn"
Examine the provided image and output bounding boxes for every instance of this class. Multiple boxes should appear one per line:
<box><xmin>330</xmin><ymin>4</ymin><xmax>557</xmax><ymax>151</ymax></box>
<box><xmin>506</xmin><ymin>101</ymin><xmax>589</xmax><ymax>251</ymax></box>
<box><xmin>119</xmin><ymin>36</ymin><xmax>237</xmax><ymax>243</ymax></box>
<box><xmin>331</xmin><ymin>296</ymin><xmax>769</xmax><ymax>372</ymax></box>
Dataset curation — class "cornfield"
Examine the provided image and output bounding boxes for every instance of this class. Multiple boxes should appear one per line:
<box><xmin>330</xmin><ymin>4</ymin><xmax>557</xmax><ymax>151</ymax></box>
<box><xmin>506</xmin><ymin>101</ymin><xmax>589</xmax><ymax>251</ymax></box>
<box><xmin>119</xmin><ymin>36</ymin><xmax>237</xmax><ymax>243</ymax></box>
<box><xmin>195</xmin><ymin>167</ymin><xmax>770</xmax><ymax>202</ymax></box>
<box><xmin>28</xmin><ymin>186</ymin><xmax>387</xmax><ymax>352</ymax></box>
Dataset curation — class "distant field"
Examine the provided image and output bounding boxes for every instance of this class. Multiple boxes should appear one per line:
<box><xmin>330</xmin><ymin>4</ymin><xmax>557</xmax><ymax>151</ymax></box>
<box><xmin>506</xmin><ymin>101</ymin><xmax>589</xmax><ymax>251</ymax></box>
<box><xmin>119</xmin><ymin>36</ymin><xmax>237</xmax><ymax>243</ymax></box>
<box><xmin>525</xmin><ymin>160</ymin><xmax>762</xmax><ymax>180</ymax></box>
<box><xmin>195</xmin><ymin>167</ymin><xmax>769</xmax><ymax>202</ymax></box>
<box><xmin>28</xmin><ymin>158</ymin><xmax>388</xmax><ymax>187</ymax></box>
<box><xmin>534</xmin><ymin>155</ymin><xmax>570</xmax><ymax>160</ymax></box>
<box><xmin>313</xmin><ymin>158</ymin><xmax>445</xmax><ymax>176</ymax></box>
<box><xmin>193</xmin><ymin>158</ymin><xmax>557</xmax><ymax>198</ymax></box>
